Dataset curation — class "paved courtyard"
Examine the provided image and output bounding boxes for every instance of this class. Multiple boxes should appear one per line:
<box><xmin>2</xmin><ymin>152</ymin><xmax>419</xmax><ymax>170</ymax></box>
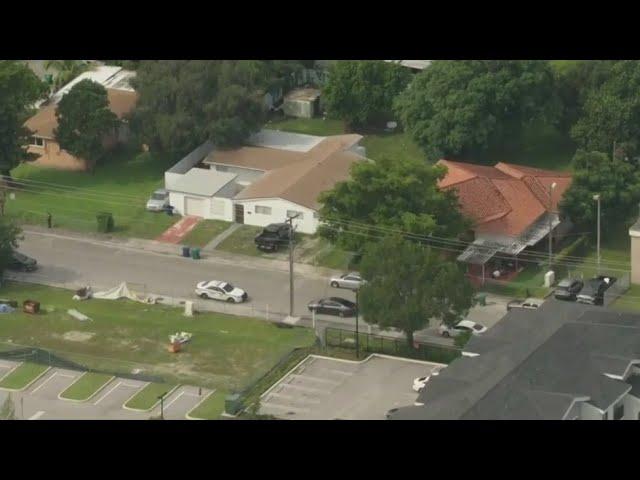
<box><xmin>0</xmin><ymin>361</ymin><xmax>211</xmax><ymax>420</ymax></box>
<box><xmin>259</xmin><ymin>354</ymin><xmax>444</xmax><ymax>420</ymax></box>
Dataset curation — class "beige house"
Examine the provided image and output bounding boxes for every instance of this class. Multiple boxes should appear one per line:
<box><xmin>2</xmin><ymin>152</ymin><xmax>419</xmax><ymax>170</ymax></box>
<box><xmin>23</xmin><ymin>66</ymin><xmax>138</xmax><ymax>171</ymax></box>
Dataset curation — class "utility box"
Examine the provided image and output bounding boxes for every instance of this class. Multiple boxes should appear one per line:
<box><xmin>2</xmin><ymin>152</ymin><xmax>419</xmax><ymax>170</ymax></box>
<box><xmin>544</xmin><ymin>270</ymin><xmax>556</xmax><ymax>288</ymax></box>
<box><xmin>225</xmin><ymin>393</ymin><xmax>243</xmax><ymax>416</ymax></box>
<box><xmin>184</xmin><ymin>301</ymin><xmax>194</xmax><ymax>317</ymax></box>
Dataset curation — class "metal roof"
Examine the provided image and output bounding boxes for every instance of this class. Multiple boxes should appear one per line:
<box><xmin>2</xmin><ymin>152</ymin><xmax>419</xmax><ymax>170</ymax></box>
<box><xmin>170</xmin><ymin>169</ymin><xmax>237</xmax><ymax>197</ymax></box>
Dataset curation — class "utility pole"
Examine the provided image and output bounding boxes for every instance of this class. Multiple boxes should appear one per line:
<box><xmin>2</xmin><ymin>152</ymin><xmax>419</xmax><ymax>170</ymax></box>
<box><xmin>548</xmin><ymin>182</ymin><xmax>557</xmax><ymax>271</ymax></box>
<box><xmin>355</xmin><ymin>288</ymin><xmax>360</xmax><ymax>359</ymax></box>
<box><xmin>613</xmin><ymin>140</ymin><xmax>617</xmax><ymax>160</ymax></box>
<box><xmin>594</xmin><ymin>194</ymin><xmax>601</xmax><ymax>274</ymax></box>
<box><xmin>286</xmin><ymin>214</ymin><xmax>300</xmax><ymax>317</ymax></box>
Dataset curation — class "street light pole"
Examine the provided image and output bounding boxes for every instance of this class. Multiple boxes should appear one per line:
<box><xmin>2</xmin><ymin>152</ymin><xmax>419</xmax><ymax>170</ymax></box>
<box><xmin>548</xmin><ymin>182</ymin><xmax>557</xmax><ymax>271</ymax></box>
<box><xmin>594</xmin><ymin>194</ymin><xmax>601</xmax><ymax>274</ymax></box>
<box><xmin>355</xmin><ymin>289</ymin><xmax>359</xmax><ymax>359</ymax></box>
<box><xmin>286</xmin><ymin>214</ymin><xmax>300</xmax><ymax>317</ymax></box>
<box><xmin>158</xmin><ymin>394</ymin><xmax>165</xmax><ymax>420</ymax></box>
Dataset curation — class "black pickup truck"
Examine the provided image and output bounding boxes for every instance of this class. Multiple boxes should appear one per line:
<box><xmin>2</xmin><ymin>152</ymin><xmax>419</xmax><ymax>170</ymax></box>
<box><xmin>254</xmin><ymin>223</ymin><xmax>292</xmax><ymax>252</ymax></box>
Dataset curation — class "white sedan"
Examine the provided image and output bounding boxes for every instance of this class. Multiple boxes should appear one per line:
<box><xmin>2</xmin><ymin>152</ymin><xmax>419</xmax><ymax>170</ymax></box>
<box><xmin>438</xmin><ymin>320</ymin><xmax>487</xmax><ymax>338</ymax></box>
<box><xmin>329</xmin><ymin>272</ymin><xmax>366</xmax><ymax>290</ymax></box>
<box><xmin>412</xmin><ymin>371</ymin><xmax>440</xmax><ymax>392</ymax></box>
<box><xmin>195</xmin><ymin>280</ymin><xmax>248</xmax><ymax>303</ymax></box>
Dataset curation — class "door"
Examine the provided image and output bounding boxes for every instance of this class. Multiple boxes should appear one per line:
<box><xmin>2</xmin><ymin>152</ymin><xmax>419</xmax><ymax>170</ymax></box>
<box><xmin>234</xmin><ymin>204</ymin><xmax>244</xmax><ymax>224</ymax></box>
<box><xmin>184</xmin><ymin>196</ymin><xmax>206</xmax><ymax>217</ymax></box>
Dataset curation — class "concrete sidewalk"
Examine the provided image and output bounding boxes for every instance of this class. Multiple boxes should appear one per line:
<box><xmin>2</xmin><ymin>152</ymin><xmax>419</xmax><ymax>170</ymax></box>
<box><xmin>22</xmin><ymin>226</ymin><xmax>342</xmax><ymax>281</ymax></box>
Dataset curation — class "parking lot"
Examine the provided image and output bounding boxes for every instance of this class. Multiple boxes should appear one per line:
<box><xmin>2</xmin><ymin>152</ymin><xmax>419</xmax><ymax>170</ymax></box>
<box><xmin>259</xmin><ymin>354</ymin><xmax>444</xmax><ymax>420</ymax></box>
<box><xmin>0</xmin><ymin>361</ymin><xmax>211</xmax><ymax>420</ymax></box>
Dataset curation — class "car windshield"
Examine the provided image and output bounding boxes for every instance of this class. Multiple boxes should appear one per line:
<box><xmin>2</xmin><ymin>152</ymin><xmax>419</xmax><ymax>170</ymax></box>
<box><xmin>222</xmin><ymin>283</ymin><xmax>234</xmax><ymax>293</ymax></box>
<box><xmin>151</xmin><ymin>193</ymin><xmax>166</xmax><ymax>200</ymax></box>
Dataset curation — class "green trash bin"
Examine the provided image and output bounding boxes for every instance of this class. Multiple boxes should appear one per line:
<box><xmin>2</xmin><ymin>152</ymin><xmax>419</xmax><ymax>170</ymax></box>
<box><xmin>190</xmin><ymin>247</ymin><xmax>201</xmax><ymax>260</ymax></box>
<box><xmin>96</xmin><ymin>212</ymin><xmax>114</xmax><ymax>233</ymax></box>
<box><xmin>475</xmin><ymin>293</ymin><xmax>487</xmax><ymax>306</ymax></box>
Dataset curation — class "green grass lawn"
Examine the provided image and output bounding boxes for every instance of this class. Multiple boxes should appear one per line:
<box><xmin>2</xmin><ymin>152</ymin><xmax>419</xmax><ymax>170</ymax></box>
<box><xmin>360</xmin><ymin>132</ymin><xmax>426</xmax><ymax>164</ymax></box>
<box><xmin>188</xmin><ymin>390</ymin><xmax>227</xmax><ymax>420</ymax></box>
<box><xmin>266</xmin><ymin>117</ymin><xmax>346</xmax><ymax>136</ymax></box>
<box><xmin>59</xmin><ymin>372</ymin><xmax>113</xmax><ymax>401</ymax></box>
<box><xmin>300</xmin><ymin>237</ymin><xmax>355</xmax><ymax>271</ymax></box>
<box><xmin>0</xmin><ymin>362</ymin><xmax>49</xmax><ymax>390</ymax></box>
<box><xmin>612</xmin><ymin>284</ymin><xmax>640</xmax><ymax>312</ymax></box>
<box><xmin>6</xmin><ymin>147</ymin><xmax>179</xmax><ymax>239</ymax></box>
<box><xmin>181</xmin><ymin>220</ymin><xmax>231</xmax><ymax>248</ymax></box>
<box><xmin>0</xmin><ymin>282</ymin><xmax>317</xmax><ymax>391</ymax></box>
<box><xmin>125</xmin><ymin>382</ymin><xmax>176</xmax><ymax>411</ymax></box>
<box><xmin>215</xmin><ymin>225</ymin><xmax>283</xmax><ymax>258</ymax></box>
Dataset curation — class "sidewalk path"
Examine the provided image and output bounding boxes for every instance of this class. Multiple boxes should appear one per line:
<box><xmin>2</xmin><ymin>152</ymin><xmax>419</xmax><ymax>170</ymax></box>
<box><xmin>156</xmin><ymin>216</ymin><xmax>202</xmax><ymax>244</ymax></box>
<box><xmin>203</xmin><ymin>223</ymin><xmax>241</xmax><ymax>251</ymax></box>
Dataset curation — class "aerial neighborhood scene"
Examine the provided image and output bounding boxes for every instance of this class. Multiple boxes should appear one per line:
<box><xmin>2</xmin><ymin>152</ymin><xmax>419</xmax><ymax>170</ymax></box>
<box><xmin>2</xmin><ymin>59</ymin><xmax>640</xmax><ymax>421</ymax></box>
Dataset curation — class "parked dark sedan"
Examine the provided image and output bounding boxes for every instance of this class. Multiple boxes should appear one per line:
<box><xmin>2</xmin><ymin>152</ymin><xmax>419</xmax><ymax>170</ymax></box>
<box><xmin>554</xmin><ymin>278</ymin><xmax>584</xmax><ymax>301</ymax></box>
<box><xmin>576</xmin><ymin>275</ymin><xmax>616</xmax><ymax>306</ymax></box>
<box><xmin>307</xmin><ymin>297</ymin><xmax>357</xmax><ymax>317</ymax></box>
<box><xmin>7</xmin><ymin>252</ymin><xmax>37</xmax><ymax>272</ymax></box>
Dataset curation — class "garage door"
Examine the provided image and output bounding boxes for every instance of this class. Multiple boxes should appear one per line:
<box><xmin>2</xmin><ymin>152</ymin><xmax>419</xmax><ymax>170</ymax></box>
<box><xmin>184</xmin><ymin>197</ymin><xmax>207</xmax><ymax>217</ymax></box>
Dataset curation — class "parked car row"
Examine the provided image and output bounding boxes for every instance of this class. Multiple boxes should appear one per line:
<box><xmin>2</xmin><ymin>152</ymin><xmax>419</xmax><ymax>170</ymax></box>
<box><xmin>553</xmin><ymin>275</ymin><xmax>616</xmax><ymax>306</ymax></box>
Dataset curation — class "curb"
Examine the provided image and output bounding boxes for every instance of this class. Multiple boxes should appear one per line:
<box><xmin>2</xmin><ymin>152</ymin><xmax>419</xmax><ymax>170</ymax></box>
<box><xmin>185</xmin><ymin>389</ymin><xmax>217</xmax><ymax>420</ymax></box>
<box><xmin>0</xmin><ymin>365</ymin><xmax>51</xmax><ymax>392</ymax></box>
<box><xmin>122</xmin><ymin>384</ymin><xmax>180</xmax><ymax>413</ymax></box>
<box><xmin>58</xmin><ymin>372</ymin><xmax>116</xmax><ymax>403</ymax></box>
<box><xmin>0</xmin><ymin>361</ymin><xmax>22</xmax><ymax>384</ymax></box>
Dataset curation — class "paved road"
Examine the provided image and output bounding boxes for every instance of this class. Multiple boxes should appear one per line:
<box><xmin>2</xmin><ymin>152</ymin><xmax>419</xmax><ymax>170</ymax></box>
<box><xmin>14</xmin><ymin>230</ymin><xmax>473</xmax><ymax>345</ymax></box>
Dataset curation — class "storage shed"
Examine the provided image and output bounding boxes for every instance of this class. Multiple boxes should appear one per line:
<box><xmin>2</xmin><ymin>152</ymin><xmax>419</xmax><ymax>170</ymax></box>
<box><xmin>282</xmin><ymin>88</ymin><xmax>321</xmax><ymax>119</ymax></box>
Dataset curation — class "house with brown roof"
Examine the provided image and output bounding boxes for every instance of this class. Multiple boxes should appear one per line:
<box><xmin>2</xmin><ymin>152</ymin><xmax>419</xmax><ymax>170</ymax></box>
<box><xmin>164</xmin><ymin>129</ymin><xmax>367</xmax><ymax>234</ymax></box>
<box><xmin>23</xmin><ymin>66</ymin><xmax>138</xmax><ymax>171</ymax></box>
<box><xmin>437</xmin><ymin>160</ymin><xmax>573</xmax><ymax>279</ymax></box>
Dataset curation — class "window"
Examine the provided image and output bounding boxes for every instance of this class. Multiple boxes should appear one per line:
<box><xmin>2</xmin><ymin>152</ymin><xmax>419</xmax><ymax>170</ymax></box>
<box><xmin>313</xmin><ymin>212</ymin><xmax>319</xmax><ymax>219</ymax></box>
<box><xmin>255</xmin><ymin>205</ymin><xmax>272</xmax><ymax>215</ymax></box>
<box><xmin>614</xmin><ymin>403</ymin><xmax>624</xmax><ymax>420</ymax></box>
<box><xmin>31</xmin><ymin>136</ymin><xmax>45</xmax><ymax>147</ymax></box>
<box><xmin>287</xmin><ymin>210</ymin><xmax>304</xmax><ymax>220</ymax></box>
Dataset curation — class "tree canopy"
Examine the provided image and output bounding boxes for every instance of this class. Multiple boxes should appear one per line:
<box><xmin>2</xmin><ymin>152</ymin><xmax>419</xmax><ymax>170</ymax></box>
<box><xmin>358</xmin><ymin>235</ymin><xmax>474</xmax><ymax>348</ymax></box>
<box><xmin>318</xmin><ymin>156</ymin><xmax>469</xmax><ymax>252</ymax></box>
<box><xmin>394</xmin><ymin>60</ymin><xmax>561</xmax><ymax>161</ymax></box>
<box><xmin>560</xmin><ymin>150</ymin><xmax>640</xmax><ymax>228</ymax></box>
<box><xmin>43</xmin><ymin>60</ymin><xmax>90</xmax><ymax>91</ymax></box>
<box><xmin>570</xmin><ymin>61</ymin><xmax>640</xmax><ymax>157</ymax></box>
<box><xmin>130</xmin><ymin>60</ymin><xmax>303</xmax><ymax>154</ymax></box>
<box><xmin>0</xmin><ymin>61</ymin><xmax>47</xmax><ymax>175</ymax></box>
<box><xmin>55</xmin><ymin>80</ymin><xmax>119</xmax><ymax>170</ymax></box>
<box><xmin>322</xmin><ymin>60</ymin><xmax>411</xmax><ymax>128</ymax></box>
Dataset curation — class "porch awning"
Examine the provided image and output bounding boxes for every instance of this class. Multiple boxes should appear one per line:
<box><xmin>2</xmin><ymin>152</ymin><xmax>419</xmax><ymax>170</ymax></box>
<box><xmin>457</xmin><ymin>240</ymin><xmax>501</xmax><ymax>265</ymax></box>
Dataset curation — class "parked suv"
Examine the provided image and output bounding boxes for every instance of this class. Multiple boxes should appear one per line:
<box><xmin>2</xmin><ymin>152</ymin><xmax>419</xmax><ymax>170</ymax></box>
<box><xmin>577</xmin><ymin>275</ymin><xmax>616</xmax><ymax>305</ymax></box>
<box><xmin>254</xmin><ymin>223</ymin><xmax>292</xmax><ymax>252</ymax></box>
<box><xmin>7</xmin><ymin>252</ymin><xmax>37</xmax><ymax>272</ymax></box>
<box><xmin>554</xmin><ymin>278</ymin><xmax>584</xmax><ymax>301</ymax></box>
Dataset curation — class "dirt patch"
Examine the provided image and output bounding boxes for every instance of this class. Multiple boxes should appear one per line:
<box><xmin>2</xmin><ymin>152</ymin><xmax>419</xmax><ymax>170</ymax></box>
<box><xmin>62</xmin><ymin>331</ymin><xmax>95</xmax><ymax>342</ymax></box>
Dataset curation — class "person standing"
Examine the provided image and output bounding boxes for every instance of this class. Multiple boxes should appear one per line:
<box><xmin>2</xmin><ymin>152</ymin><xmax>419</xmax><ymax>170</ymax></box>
<box><xmin>47</xmin><ymin>212</ymin><xmax>52</xmax><ymax>229</ymax></box>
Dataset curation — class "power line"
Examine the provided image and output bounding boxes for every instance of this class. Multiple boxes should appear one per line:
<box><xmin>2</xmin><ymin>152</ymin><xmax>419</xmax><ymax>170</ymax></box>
<box><xmin>6</xmin><ymin>176</ymin><xmax>149</xmax><ymax>201</ymax></box>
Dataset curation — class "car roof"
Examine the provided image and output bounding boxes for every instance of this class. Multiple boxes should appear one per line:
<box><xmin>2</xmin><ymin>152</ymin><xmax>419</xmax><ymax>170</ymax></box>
<box><xmin>557</xmin><ymin>278</ymin><xmax>574</xmax><ymax>286</ymax></box>
<box><xmin>154</xmin><ymin>188</ymin><xmax>168</xmax><ymax>194</ymax></box>
<box><xmin>456</xmin><ymin>320</ymin><xmax>479</xmax><ymax>328</ymax></box>
<box><xmin>328</xmin><ymin>297</ymin><xmax>352</xmax><ymax>303</ymax></box>
<box><xmin>205</xmin><ymin>280</ymin><xmax>225</xmax><ymax>287</ymax></box>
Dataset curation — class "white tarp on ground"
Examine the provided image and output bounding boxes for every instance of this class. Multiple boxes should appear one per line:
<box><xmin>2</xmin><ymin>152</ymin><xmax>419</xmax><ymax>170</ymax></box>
<box><xmin>92</xmin><ymin>282</ymin><xmax>157</xmax><ymax>304</ymax></box>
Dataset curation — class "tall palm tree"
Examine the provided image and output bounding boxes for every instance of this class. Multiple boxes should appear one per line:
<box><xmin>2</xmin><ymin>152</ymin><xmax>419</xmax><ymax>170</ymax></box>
<box><xmin>43</xmin><ymin>60</ymin><xmax>91</xmax><ymax>91</ymax></box>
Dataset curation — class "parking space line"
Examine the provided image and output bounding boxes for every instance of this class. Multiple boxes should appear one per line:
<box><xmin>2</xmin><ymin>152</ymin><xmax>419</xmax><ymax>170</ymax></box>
<box><xmin>122</xmin><ymin>382</ymin><xmax>140</xmax><ymax>388</ymax></box>
<box><xmin>93</xmin><ymin>381</ymin><xmax>123</xmax><ymax>405</ymax></box>
<box><xmin>288</xmin><ymin>373</ymin><xmax>341</xmax><ymax>385</ymax></box>
<box><xmin>28</xmin><ymin>411</ymin><xmax>46</xmax><ymax>420</ymax></box>
<box><xmin>30</xmin><ymin>372</ymin><xmax>59</xmax><ymax>394</ymax></box>
<box><xmin>163</xmin><ymin>391</ymin><xmax>185</xmax><ymax>410</ymax></box>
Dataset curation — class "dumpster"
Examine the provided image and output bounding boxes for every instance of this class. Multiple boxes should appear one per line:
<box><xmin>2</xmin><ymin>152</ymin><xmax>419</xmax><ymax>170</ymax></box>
<box><xmin>191</xmin><ymin>247</ymin><xmax>201</xmax><ymax>260</ymax></box>
<box><xmin>182</xmin><ymin>246</ymin><xmax>191</xmax><ymax>258</ymax></box>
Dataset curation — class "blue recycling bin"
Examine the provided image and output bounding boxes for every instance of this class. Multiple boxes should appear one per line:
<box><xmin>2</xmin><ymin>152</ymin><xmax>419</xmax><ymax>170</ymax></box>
<box><xmin>182</xmin><ymin>246</ymin><xmax>191</xmax><ymax>258</ymax></box>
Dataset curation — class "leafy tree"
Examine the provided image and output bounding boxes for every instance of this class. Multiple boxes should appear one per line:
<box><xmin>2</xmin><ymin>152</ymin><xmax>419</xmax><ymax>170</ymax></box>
<box><xmin>318</xmin><ymin>156</ymin><xmax>469</xmax><ymax>253</ymax></box>
<box><xmin>394</xmin><ymin>60</ymin><xmax>561</xmax><ymax>161</ymax></box>
<box><xmin>0</xmin><ymin>393</ymin><xmax>17</xmax><ymax>420</ymax></box>
<box><xmin>54</xmin><ymin>79</ymin><xmax>119</xmax><ymax>171</ymax></box>
<box><xmin>323</xmin><ymin>60</ymin><xmax>411</xmax><ymax>129</ymax></box>
<box><xmin>560</xmin><ymin>150</ymin><xmax>640</xmax><ymax>228</ymax></box>
<box><xmin>131</xmin><ymin>61</ymin><xmax>297</xmax><ymax>155</ymax></box>
<box><xmin>0</xmin><ymin>217</ymin><xmax>22</xmax><ymax>274</ymax></box>
<box><xmin>571</xmin><ymin>61</ymin><xmax>640</xmax><ymax>157</ymax></box>
<box><xmin>454</xmin><ymin>329</ymin><xmax>473</xmax><ymax>349</ymax></box>
<box><xmin>0</xmin><ymin>61</ymin><xmax>47</xmax><ymax>175</ymax></box>
<box><xmin>358</xmin><ymin>235</ymin><xmax>474</xmax><ymax>349</ymax></box>
<box><xmin>43</xmin><ymin>60</ymin><xmax>91</xmax><ymax>91</ymax></box>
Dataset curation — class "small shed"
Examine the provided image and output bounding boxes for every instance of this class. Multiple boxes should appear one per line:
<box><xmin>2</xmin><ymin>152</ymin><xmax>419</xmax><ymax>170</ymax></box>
<box><xmin>282</xmin><ymin>88</ymin><xmax>321</xmax><ymax>119</ymax></box>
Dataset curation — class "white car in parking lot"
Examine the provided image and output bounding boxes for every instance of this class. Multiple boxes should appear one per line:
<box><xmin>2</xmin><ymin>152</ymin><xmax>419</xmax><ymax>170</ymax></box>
<box><xmin>195</xmin><ymin>280</ymin><xmax>248</xmax><ymax>303</ymax></box>
<box><xmin>329</xmin><ymin>272</ymin><xmax>366</xmax><ymax>290</ymax></box>
<box><xmin>438</xmin><ymin>320</ymin><xmax>487</xmax><ymax>338</ymax></box>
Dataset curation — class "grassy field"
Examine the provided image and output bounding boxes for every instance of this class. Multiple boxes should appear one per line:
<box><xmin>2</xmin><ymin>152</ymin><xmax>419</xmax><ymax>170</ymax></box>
<box><xmin>0</xmin><ymin>362</ymin><xmax>49</xmax><ymax>390</ymax></box>
<box><xmin>59</xmin><ymin>372</ymin><xmax>113</xmax><ymax>401</ymax></box>
<box><xmin>266</xmin><ymin>117</ymin><xmax>346</xmax><ymax>136</ymax></box>
<box><xmin>181</xmin><ymin>220</ymin><xmax>231</xmax><ymax>248</ymax></box>
<box><xmin>612</xmin><ymin>284</ymin><xmax>640</xmax><ymax>312</ymax></box>
<box><xmin>0</xmin><ymin>282</ymin><xmax>316</xmax><ymax>391</ymax></box>
<box><xmin>124</xmin><ymin>382</ymin><xmax>176</xmax><ymax>411</ymax></box>
<box><xmin>6</xmin><ymin>148</ymin><xmax>179</xmax><ymax>240</ymax></box>
<box><xmin>215</xmin><ymin>225</ymin><xmax>281</xmax><ymax>258</ymax></box>
<box><xmin>188</xmin><ymin>390</ymin><xmax>227</xmax><ymax>420</ymax></box>
<box><xmin>360</xmin><ymin>132</ymin><xmax>426</xmax><ymax>164</ymax></box>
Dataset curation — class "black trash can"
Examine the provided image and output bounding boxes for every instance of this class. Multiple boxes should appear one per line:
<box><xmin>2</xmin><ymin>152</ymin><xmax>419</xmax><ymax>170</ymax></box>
<box><xmin>182</xmin><ymin>246</ymin><xmax>191</xmax><ymax>258</ymax></box>
<box><xmin>165</xmin><ymin>205</ymin><xmax>174</xmax><ymax>216</ymax></box>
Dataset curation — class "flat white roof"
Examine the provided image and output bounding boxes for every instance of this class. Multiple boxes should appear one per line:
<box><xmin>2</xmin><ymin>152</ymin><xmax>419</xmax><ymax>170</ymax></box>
<box><xmin>385</xmin><ymin>60</ymin><xmax>432</xmax><ymax>70</ymax></box>
<box><xmin>50</xmin><ymin>66</ymin><xmax>135</xmax><ymax>104</ymax></box>
<box><xmin>248</xmin><ymin>128</ymin><xmax>324</xmax><ymax>153</ymax></box>
<box><xmin>170</xmin><ymin>168</ymin><xmax>237</xmax><ymax>197</ymax></box>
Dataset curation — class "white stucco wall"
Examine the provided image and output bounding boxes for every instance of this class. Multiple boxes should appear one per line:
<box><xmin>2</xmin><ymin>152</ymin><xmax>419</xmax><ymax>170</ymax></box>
<box><xmin>234</xmin><ymin>198</ymin><xmax>319</xmax><ymax>234</ymax></box>
<box><xmin>623</xmin><ymin>393</ymin><xmax>640</xmax><ymax>420</ymax></box>
<box><xmin>169</xmin><ymin>192</ymin><xmax>234</xmax><ymax>222</ymax></box>
<box><xmin>580</xmin><ymin>402</ymin><xmax>604</xmax><ymax>420</ymax></box>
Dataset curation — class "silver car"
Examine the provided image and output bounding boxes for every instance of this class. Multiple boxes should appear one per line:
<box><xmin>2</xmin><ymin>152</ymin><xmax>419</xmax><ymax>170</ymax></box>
<box><xmin>146</xmin><ymin>189</ymin><xmax>170</xmax><ymax>212</ymax></box>
<box><xmin>329</xmin><ymin>272</ymin><xmax>365</xmax><ymax>290</ymax></box>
